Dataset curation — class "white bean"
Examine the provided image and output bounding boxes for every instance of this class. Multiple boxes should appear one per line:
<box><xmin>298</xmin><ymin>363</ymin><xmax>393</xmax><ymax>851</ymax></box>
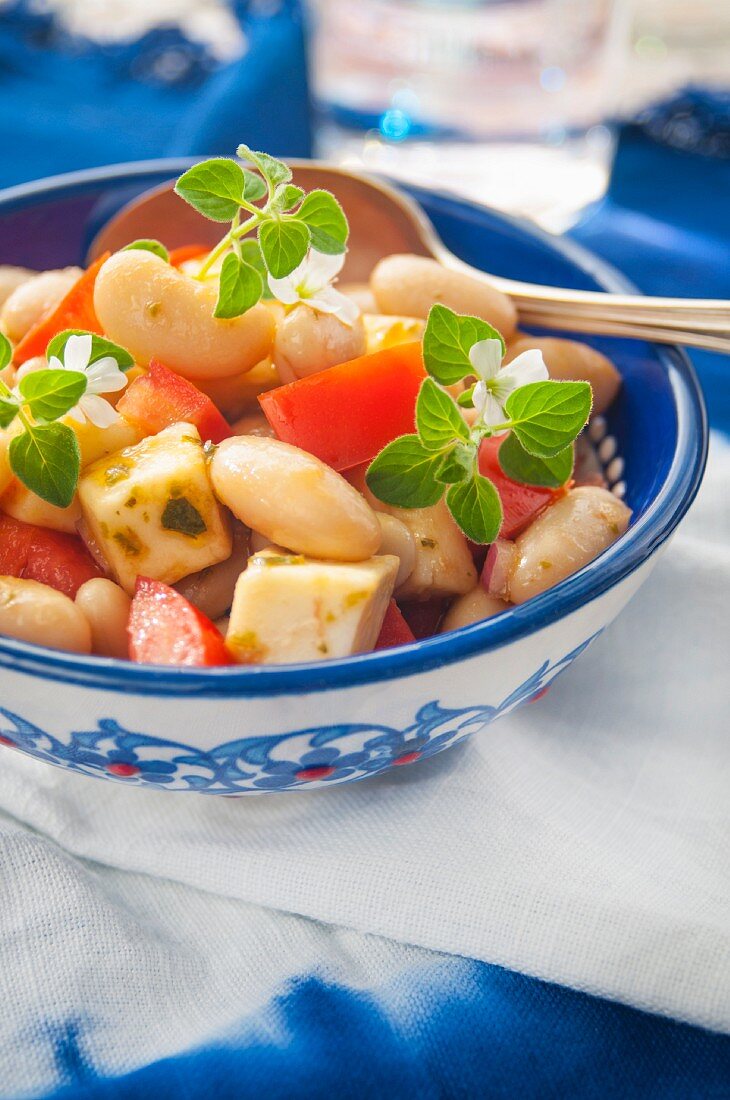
<box><xmin>508</xmin><ymin>486</ymin><xmax>631</xmax><ymax>604</ymax></box>
<box><xmin>505</xmin><ymin>335</ymin><xmax>621</xmax><ymax>416</ymax></box>
<box><xmin>441</xmin><ymin>587</ymin><xmax>510</xmax><ymax>632</ymax></box>
<box><xmin>1</xmin><ymin>268</ymin><xmax>82</xmax><ymax>342</ymax></box>
<box><xmin>75</xmin><ymin>578</ymin><xmax>131</xmax><ymax>659</ymax></box>
<box><xmin>0</xmin><ymin>266</ymin><xmax>34</xmax><ymax>309</ymax></box>
<box><xmin>370</xmin><ymin>255</ymin><xmax>517</xmax><ymax>339</ymax></box>
<box><xmin>0</xmin><ymin>577</ymin><xmax>91</xmax><ymax>653</ymax></box>
<box><xmin>211</xmin><ymin>436</ymin><xmax>380</xmax><ymax>562</ymax></box>
<box><xmin>351</xmin><ymin>467</ymin><xmax>477</xmax><ymax>599</ymax></box>
<box><xmin>273</xmin><ymin>305</ymin><xmax>366</xmax><ymax>382</ymax></box>
<box><xmin>93</xmin><ymin>250</ymin><xmax>275</xmax><ymax>380</ymax></box>
<box><xmin>174</xmin><ymin>524</ymin><xmax>250</xmax><ymax>620</ymax></box>
<box><xmin>376</xmin><ymin>513</ymin><xmax>416</xmax><ymax>588</ymax></box>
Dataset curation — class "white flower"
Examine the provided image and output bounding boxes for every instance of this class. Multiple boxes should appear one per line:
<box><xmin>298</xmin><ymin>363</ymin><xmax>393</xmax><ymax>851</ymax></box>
<box><xmin>267</xmin><ymin>251</ymin><xmax>360</xmax><ymax>326</ymax></box>
<box><xmin>469</xmin><ymin>339</ymin><xmax>548</xmax><ymax>430</ymax></box>
<box><xmin>49</xmin><ymin>333</ymin><xmax>127</xmax><ymax>429</ymax></box>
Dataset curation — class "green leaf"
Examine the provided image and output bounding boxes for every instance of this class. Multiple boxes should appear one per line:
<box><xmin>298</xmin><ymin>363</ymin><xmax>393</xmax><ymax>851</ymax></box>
<box><xmin>296</xmin><ymin>189</ymin><xmax>349</xmax><ymax>254</ymax></box>
<box><xmin>122</xmin><ymin>239</ymin><xmax>169</xmax><ymax>262</ymax></box>
<box><xmin>446</xmin><ymin>473</ymin><xmax>502</xmax><ymax>544</ymax></box>
<box><xmin>457</xmin><ymin>385</ymin><xmax>475</xmax><ymax>409</ymax></box>
<box><xmin>274</xmin><ymin>183</ymin><xmax>305</xmax><ymax>211</ymax></box>
<box><xmin>366</xmin><ymin>434</ymin><xmax>445</xmax><ymax>509</ymax></box>
<box><xmin>19</xmin><ymin>369</ymin><xmax>87</xmax><ymax>422</ymax></box>
<box><xmin>423</xmin><ymin>304</ymin><xmax>506</xmax><ymax>386</ymax></box>
<box><xmin>241</xmin><ymin>169</ymin><xmax>267</xmax><ymax>203</ymax></box>
<box><xmin>239</xmin><ymin>240</ymin><xmax>273</xmax><ymax>299</ymax></box>
<box><xmin>46</xmin><ymin>330</ymin><xmax>135</xmax><ymax>372</ymax></box>
<box><xmin>9</xmin><ymin>421</ymin><xmax>80</xmax><ymax>508</ymax></box>
<box><xmin>214</xmin><ymin>253</ymin><xmax>263</xmax><ymax>319</ymax></box>
<box><xmin>0</xmin><ymin>398</ymin><xmax>19</xmax><ymax>429</ymax></box>
<box><xmin>0</xmin><ymin>331</ymin><xmax>12</xmax><ymax>372</ymax></box>
<box><xmin>175</xmin><ymin>159</ymin><xmax>247</xmax><ymax>222</ymax></box>
<box><xmin>505</xmin><ymin>380</ymin><xmax>592</xmax><ymax>457</ymax></box>
<box><xmin>435</xmin><ymin>442</ymin><xmax>475</xmax><ymax>485</ymax></box>
<box><xmin>259</xmin><ymin>219</ymin><xmax>310</xmax><ymax>279</ymax></box>
<box><xmin>498</xmin><ymin>433</ymin><xmax>574</xmax><ymax>488</ymax></box>
<box><xmin>236</xmin><ymin>145</ymin><xmax>292</xmax><ymax>187</ymax></box>
<box><xmin>416</xmin><ymin>378</ymin><xmax>469</xmax><ymax>451</ymax></box>
<box><xmin>161</xmin><ymin>496</ymin><xmax>207</xmax><ymax>537</ymax></box>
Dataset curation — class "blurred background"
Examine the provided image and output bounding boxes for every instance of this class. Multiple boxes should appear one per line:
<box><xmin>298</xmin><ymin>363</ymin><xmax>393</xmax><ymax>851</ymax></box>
<box><xmin>0</xmin><ymin>0</ymin><xmax>727</xmax><ymax>225</ymax></box>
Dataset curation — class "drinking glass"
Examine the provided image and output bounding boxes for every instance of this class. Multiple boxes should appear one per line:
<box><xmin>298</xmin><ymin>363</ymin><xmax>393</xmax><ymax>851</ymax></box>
<box><xmin>307</xmin><ymin>0</ymin><xmax>632</xmax><ymax>231</ymax></box>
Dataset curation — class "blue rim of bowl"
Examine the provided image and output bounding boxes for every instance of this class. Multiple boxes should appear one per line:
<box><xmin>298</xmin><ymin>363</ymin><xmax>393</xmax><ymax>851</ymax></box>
<box><xmin>0</xmin><ymin>161</ymin><xmax>709</xmax><ymax>697</ymax></box>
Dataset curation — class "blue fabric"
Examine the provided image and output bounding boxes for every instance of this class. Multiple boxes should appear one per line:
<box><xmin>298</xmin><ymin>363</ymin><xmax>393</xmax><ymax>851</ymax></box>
<box><xmin>0</xmin><ymin>0</ymin><xmax>311</xmax><ymax>182</ymax></box>
<box><xmin>45</xmin><ymin>963</ymin><xmax>730</xmax><ymax>1099</ymax></box>
<box><xmin>571</xmin><ymin>127</ymin><xmax>730</xmax><ymax>431</ymax></box>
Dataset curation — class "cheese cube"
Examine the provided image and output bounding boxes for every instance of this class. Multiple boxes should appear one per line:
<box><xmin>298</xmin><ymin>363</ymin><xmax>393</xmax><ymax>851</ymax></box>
<box><xmin>362</xmin><ymin>314</ymin><xmax>424</xmax><ymax>355</ymax></box>
<box><xmin>71</xmin><ymin>413</ymin><xmax>143</xmax><ymax>468</ymax></box>
<box><xmin>226</xmin><ymin>550</ymin><xmax>398</xmax><ymax>664</ymax></box>
<box><xmin>78</xmin><ymin>422</ymin><xmax>232</xmax><ymax>593</ymax></box>
<box><xmin>0</xmin><ymin>428</ymin><xmax>13</xmax><ymax>498</ymax></box>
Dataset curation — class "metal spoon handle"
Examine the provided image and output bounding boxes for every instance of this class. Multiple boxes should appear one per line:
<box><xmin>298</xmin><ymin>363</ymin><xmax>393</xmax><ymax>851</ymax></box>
<box><xmin>442</xmin><ymin>255</ymin><xmax>730</xmax><ymax>352</ymax></box>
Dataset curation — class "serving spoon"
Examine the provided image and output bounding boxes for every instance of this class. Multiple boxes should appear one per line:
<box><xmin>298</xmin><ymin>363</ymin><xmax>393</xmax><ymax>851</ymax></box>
<box><xmin>89</xmin><ymin>161</ymin><xmax>730</xmax><ymax>354</ymax></box>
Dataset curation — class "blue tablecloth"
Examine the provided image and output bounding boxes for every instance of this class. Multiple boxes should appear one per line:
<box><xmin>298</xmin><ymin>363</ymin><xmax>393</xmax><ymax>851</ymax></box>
<box><xmin>0</xmin><ymin>4</ymin><xmax>728</xmax><ymax>1096</ymax></box>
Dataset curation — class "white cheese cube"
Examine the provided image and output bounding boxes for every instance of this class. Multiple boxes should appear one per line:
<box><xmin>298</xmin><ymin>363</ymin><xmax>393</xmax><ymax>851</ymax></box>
<box><xmin>78</xmin><ymin>422</ymin><xmax>232</xmax><ymax>594</ymax></box>
<box><xmin>226</xmin><ymin>550</ymin><xmax>398</xmax><ymax>664</ymax></box>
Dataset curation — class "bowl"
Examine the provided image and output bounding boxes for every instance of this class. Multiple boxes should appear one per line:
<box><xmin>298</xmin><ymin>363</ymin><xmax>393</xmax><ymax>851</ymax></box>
<box><xmin>0</xmin><ymin>162</ymin><xmax>707</xmax><ymax>794</ymax></box>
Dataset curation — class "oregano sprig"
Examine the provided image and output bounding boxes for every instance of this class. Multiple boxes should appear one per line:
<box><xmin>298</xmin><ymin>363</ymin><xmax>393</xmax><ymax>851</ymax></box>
<box><xmin>0</xmin><ymin>329</ymin><xmax>132</xmax><ymax>508</ymax></box>
<box><xmin>173</xmin><ymin>147</ymin><xmax>349</xmax><ymax>319</ymax></box>
<box><xmin>366</xmin><ymin>306</ymin><xmax>592</xmax><ymax>543</ymax></box>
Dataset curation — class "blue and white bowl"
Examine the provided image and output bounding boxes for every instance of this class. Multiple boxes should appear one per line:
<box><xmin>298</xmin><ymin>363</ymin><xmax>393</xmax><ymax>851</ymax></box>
<box><xmin>0</xmin><ymin>163</ymin><xmax>708</xmax><ymax>794</ymax></box>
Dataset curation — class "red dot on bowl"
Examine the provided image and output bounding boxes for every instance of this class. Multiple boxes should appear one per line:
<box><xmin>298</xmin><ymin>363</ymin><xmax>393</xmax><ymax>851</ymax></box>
<box><xmin>0</xmin><ymin>736</ymin><xmax>15</xmax><ymax>748</ymax></box>
<box><xmin>529</xmin><ymin>687</ymin><xmax>551</xmax><ymax>704</ymax></box>
<box><xmin>392</xmin><ymin>751</ymin><xmax>422</xmax><ymax>766</ymax></box>
<box><xmin>107</xmin><ymin>762</ymin><xmax>140</xmax><ymax>778</ymax></box>
<box><xmin>295</xmin><ymin>765</ymin><xmax>336</xmax><ymax>782</ymax></box>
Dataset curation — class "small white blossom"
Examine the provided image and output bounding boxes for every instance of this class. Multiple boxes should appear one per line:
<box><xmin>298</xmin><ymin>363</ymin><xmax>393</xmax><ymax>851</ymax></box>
<box><xmin>267</xmin><ymin>251</ymin><xmax>359</xmax><ymax>326</ymax></box>
<box><xmin>469</xmin><ymin>339</ymin><xmax>548</xmax><ymax>430</ymax></box>
<box><xmin>49</xmin><ymin>333</ymin><xmax>127</xmax><ymax>429</ymax></box>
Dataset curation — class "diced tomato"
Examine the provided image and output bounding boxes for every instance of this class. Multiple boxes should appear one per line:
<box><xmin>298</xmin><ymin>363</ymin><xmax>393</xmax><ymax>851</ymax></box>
<box><xmin>260</xmin><ymin>342</ymin><xmax>426</xmax><ymax>470</ymax></box>
<box><xmin>0</xmin><ymin>514</ymin><xmax>102</xmax><ymax>597</ymax></box>
<box><xmin>128</xmin><ymin>577</ymin><xmax>233</xmax><ymax>666</ymax></box>
<box><xmin>13</xmin><ymin>253</ymin><xmax>109</xmax><ymax>365</ymax></box>
<box><xmin>478</xmin><ymin>436</ymin><xmax>569</xmax><ymax>541</ymax></box>
<box><xmin>116</xmin><ymin>359</ymin><xmax>231</xmax><ymax>443</ymax></box>
<box><xmin>374</xmin><ymin>600</ymin><xmax>416</xmax><ymax>650</ymax></box>
<box><xmin>168</xmin><ymin>244</ymin><xmax>210</xmax><ymax>268</ymax></box>
<box><xmin>398</xmin><ymin>599</ymin><xmax>447</xmax><ymax>640</ymax></box>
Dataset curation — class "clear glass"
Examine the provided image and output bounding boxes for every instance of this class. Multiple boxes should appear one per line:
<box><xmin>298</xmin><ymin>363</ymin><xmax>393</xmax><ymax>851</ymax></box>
<box><xmin>307</xmin><ymin>0</ymin><xmax>632</xmax><ymax>232</ymax></box>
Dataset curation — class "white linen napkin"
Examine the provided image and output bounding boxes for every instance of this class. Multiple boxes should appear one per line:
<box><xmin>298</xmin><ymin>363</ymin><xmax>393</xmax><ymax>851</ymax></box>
<box><xmin>1</xmin><ymin>434</ymin><xmax>727</xmax><ymax>1036</ymax></box>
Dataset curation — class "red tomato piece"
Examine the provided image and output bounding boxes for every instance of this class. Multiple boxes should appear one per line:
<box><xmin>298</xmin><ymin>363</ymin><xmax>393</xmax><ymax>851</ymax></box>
<box><xmin>168</xmin><ymin>244</ymin><xmax>210</xmax><ymax>268</ymax></box>
<box><xmin>398</xmin><ymin>599</ymin><xmax>447</xmax><ymax>640</ymax></box>
<box><xmin>128</xmin><ymin>577</ymin><xmax>233</xmax><ymax>666</ymax></box>
<box><xmin>259</xmin><ymin>342</ymin><xmax>426</xmax><ymax>470</ymax></box>
<box><xmin>478</xmin><ymin>436</ymin><xmax>569</xmax><ymax>541</ymax></box>
<box><xmin>116</xmin><ymin>358</ymin><xmax>231</xmax><ymax>443</ymax></box>
<box><xmin>13</xmin><ymin>253</ymin><xmax>109</xmax><ymax>365</ymax></box>
<box><xmin>374</xmin><ymin>600</ymin><xmax>416</xmax><ymax>650</ymax></box>
<box><xmin>0</xmin><ymin>514</ymin><xmax>102</xmax><ymax>598</ymax></box>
